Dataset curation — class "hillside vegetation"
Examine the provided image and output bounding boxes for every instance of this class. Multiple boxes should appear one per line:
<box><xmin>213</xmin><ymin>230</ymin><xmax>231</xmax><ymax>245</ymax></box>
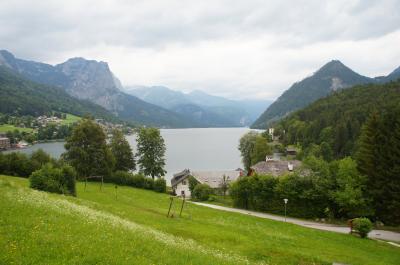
<box><xmin>1</xmin><ymin>175</ymin><xmax>400</xmax><ymax>265</ymax></box>
<box><xmin>277</xmin><ymin>80</ymin><xmax>400</xmax><ymax>158</ymax></box>
<box><xmin>0</xmin><ymin>66</ymin><xmax>117</xmax><ymax>122</ymax></box>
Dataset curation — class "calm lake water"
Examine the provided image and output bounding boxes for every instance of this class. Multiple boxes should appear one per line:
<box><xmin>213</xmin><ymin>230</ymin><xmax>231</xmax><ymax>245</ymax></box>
<box><xmin>7</xmin><ymin>128</ymin><xmax>258</xmax><ymax>183</ymax></box>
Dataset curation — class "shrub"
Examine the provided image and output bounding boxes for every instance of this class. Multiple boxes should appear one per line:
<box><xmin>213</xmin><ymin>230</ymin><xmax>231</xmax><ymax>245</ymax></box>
<box><xmin>188</xmin><ymin>176</ymin><xmax>199</xmax><ymax>192</ymax></box>
<box><xmin>143</xmin><ymin>177</ymin><xmax>154</xmax><ymax>190</ymax></box>
<box><xmin>153</xmin><ymin>178</ymin><xmax>166</xmax><ymax>193</ymax></box>
<box><xmin>353</xmin><ymin>217</ymin><xmax>373</xmax><ymax>238</ymax></box>
<box><xmin>59</xmin><ymin>165</ymin><xmax>77</xmax><ymax>196</ymax></box>
<box><xmin>192</xmin><ymin>184</ymin><xmax>213</xmax><ymax>201</ymax></box>
<box><xmin>29</xmin><ymin>163</ymin><xmax>76</xmax><ymax>196</ymax></box>
<box><xmin>107</xmin><ymin>170</ymin><xmax>133</xmax><ymax>185</ymax></box>
<box><xmin>130</xmin><ymin>174</ymin><xmax>146</xmax><ymax>188</ymax></box>
<box><xmin>30</xmin><ymin>149</ymin><xmax>52</xmax><ymax>172</ymax></box>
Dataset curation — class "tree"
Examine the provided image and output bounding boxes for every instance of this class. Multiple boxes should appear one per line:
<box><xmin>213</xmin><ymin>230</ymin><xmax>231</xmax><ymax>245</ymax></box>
<box><xmin>63</xmin><ymin>119</ymin><xmax>115</xmax><ymax>179</ymax></box>
<box><xmin>109</xmin><ymin>129</ymin><xmax>135</xmax><ymax>171</ymax></box>
<box><xmin>136</xmin><ymin>127</ymin><xmax>166</xmax><ymax>179</ymax></box>
<box><xmin>219</xmin><ymin>175</ymin><xmax>229</xmax><ymax>198</ymax></box>
<box><xmin>238</xmin><ymin>131</ymin><xmax>258</xmax><ymax>171</ymax></box>
<box><xmin>332</xmin><ymin>157</ymin><xmax>371</xmax><ymax>218</ymax></box>
<box><xmin>250</xmin><ymin>135</ymin><xmax>273</xmax><ymax>165</ymax></box>
<box><xmin>357</xmin><ymin>109</ymin><xmax>400</xmax><ymax>225</ymax></box>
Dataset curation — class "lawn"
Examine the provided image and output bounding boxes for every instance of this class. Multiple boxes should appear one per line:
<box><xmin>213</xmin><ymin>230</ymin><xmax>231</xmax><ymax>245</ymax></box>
<box><xmin>0</xmin><ymin>124</ymin><xmax>34</xmax><ymax>133</ymax></box>
<box><xmin>1</xmin><ymin>175</ymin><xmax>399</xmax><ymax>265</ymax></box>
<box><xmin>60</xmin><ymin>113</ymin><xmax>81</xmax><ymax>125</ymax></box>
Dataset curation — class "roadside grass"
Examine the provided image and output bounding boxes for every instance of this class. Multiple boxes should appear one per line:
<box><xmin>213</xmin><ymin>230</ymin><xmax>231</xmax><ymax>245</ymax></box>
<box><xmin>0</xmin><ymin>124</ymin><xmax>33</xmax><ymax>133</ymax></box>
<box><xmin>1</xmin><ymin>175</ymin><xmax>399</xmax><ymax>265</ymax></box>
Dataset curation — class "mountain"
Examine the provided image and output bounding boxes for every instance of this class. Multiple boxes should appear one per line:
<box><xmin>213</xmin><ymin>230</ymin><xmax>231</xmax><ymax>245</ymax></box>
<box><xmin>0</xmin><ymin>50</ymin><xmax>196</xmax><ymax>128</ymax></box>
<box><xmin>0</xmin><ymin>66</ymin><xmax>118</xmax><ymax>121</ymax></box>
<box><xmin>126</xmin><ymin>86</ymin><xmax>188</xmax><ymax>109</ymax></box>
<box><xmin>277</xmin><ymin>80</ymin><xmax>400</xmax><ymax>159</ymax></box>
<box><xmin>252</xmin><ymin>60</ymin><xmax>375</xmax><ymax>129</ymax></box>
<box><xmin>125</xmin><ymin>86</ymin><xmax>272</xmax><ymax>127</ymax></box>
<box><xmin>376</xmin><ymin>66</ymin><xmax>400</xmax><ymax>83</ymax></box>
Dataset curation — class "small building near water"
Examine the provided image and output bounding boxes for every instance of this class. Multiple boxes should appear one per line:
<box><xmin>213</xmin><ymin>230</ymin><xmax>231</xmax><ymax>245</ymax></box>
<box><xmin>171</xmin><ymin>169</ymin><xmax>244</xmax><ymax>198</ymax></box>
<box><xmin>0</xmin><ymin>137</ymin><xmax>11</xmax><ymax>150</ymax></box>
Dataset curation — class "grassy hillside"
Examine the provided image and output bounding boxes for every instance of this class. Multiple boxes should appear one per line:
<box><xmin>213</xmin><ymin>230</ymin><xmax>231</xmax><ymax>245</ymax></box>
<box><xmin>1</xmin><ymin>175</ymin><xmax>399</xmax><ymax>265</ymax></box>
<box><xmin>0</xmin><ymin>125</ymin><xmax>33</xmax><ymax>133</ymax></box>
<box><xmin>60</xmin><ymin>113</ymin><xmax>81</xmax><ymax>125</ymax></box>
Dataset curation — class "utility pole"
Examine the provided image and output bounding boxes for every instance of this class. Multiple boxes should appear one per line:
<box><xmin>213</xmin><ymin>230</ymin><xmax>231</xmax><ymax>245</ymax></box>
<box><xmin>284</xmin><ymin>198</ymin><xmax>288</xmax><ymax>222</ymax></box>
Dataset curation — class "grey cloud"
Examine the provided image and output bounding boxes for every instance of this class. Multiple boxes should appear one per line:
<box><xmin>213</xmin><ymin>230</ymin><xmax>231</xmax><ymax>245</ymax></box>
<box><xmin>0</xmin><ymin>0</ymin><xmax>399</xmax><ymax>99</ymax></box>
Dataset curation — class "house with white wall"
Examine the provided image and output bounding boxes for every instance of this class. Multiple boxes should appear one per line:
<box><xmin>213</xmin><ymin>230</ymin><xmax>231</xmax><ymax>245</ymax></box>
<box><xmin>171</xmin><ymin>169</ymin><xmax>243</xmax><ymax>198</ymax></box>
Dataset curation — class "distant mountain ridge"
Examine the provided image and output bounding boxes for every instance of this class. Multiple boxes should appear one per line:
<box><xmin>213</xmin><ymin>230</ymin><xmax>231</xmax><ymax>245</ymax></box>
<box><xmin>0</xmin><ymin>50</ymin><xmax>197</xmax><ymax>128</ymax></box>
<box><xmin>252</xmin><ymin>60</ymin><xmax>400</xmax><ymax>129</ymax></box>
<box><xmin>125</xmin><ymin>86</ymin><xmax>272</xmax><ymax>127</ymax></box>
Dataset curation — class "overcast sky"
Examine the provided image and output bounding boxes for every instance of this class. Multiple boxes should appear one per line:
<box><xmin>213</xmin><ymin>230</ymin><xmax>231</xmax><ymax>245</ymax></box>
<box><xmin>1</xmin><ymin>0</ymin><xmax>399</xmax><ymax>100</ymax></box>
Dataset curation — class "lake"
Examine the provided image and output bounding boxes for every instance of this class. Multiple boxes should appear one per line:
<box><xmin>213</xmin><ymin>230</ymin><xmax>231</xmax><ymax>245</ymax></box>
<box><xmin>7</xmin><ymin>128</ymin><xmax>258</xmax><ymax>184</ymax></box>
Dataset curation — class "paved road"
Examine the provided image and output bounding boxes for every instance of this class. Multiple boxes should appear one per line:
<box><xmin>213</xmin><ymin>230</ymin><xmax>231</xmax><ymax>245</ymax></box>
<box><xmin>192</xmin><ymin>202</ymin><xmax>400</xmax><ymax>244</ymax></box>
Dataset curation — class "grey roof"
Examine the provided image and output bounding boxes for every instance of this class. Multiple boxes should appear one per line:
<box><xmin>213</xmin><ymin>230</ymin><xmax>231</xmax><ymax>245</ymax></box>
<box><xmin>171</xmin><ymin>169</ymin><xmax>243</xmax><ymax>188</ymax></box>
<box><xmin>171</xmin><ymin>169</ymin><xmax>191</xmax><ymax>187</ymax></box>
<box><xmin>191</xmin><ymin>170</ymin><xmax>242</xmax><ymax>189</ymax></box>
<box><xmin>251</xmin><ymin>160</ymin><xmax>301</xmax><ymax>176</ymax></box>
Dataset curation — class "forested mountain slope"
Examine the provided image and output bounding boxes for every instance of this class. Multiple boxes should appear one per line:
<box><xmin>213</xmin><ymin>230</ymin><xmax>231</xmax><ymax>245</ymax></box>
<box><xmin>252</xmin><ymin>60</ymin><xmax>374</xmax><ymax>128</ymax></box>
<box><xmin>277</xmin><ymin>80</ymin><xmax>400</xmax><ymax>158</ymax></box>
<box><xmin>0</xmin><ymin>66</ymin><xmax>118</xmax><ymax>122</ymax></box>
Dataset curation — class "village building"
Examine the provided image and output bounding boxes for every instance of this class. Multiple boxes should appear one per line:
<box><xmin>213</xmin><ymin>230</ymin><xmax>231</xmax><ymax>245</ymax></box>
<box><xmin>171</xmin><ymin>169</ymin><xmax>244</xmax><ymax>198</ymax></box>
<box><xmin>0</xmin><ymin>137</ymin><xmax>11</xmax><ymax>150</ymax></box>
<box><xmin>285</xmin><ymin>147</ymin><xmax>298</xmax><ymax>156</ymax></box>
<box><xmin>250</xmin><ymin>155</ymin><xmax>301</xmax><ymax>177</ymax></box>
<box><xmin>268</xmin><ymin>127</ymin><xmax>274</xmax><ymax>140</ymax></box>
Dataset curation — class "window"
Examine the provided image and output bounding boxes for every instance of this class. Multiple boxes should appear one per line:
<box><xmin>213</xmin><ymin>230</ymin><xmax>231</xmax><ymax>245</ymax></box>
<box><xmin>182</xmin><ymin>180</ymin><xmax>187</xmax><ymax>185</ymax></box>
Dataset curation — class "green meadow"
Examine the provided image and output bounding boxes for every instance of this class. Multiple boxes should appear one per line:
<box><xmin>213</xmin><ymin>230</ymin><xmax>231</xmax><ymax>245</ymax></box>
<box><xmin>60</xmin><ymin>113</ymin><xmax>81</xmax><ymax>125</ymax></box>
<box><xmin>0</xmin><ymin>125</ymin><xmax>34</xmax><ymax>133</ymax></box>
<box><xmin>1</xmin><ymin>175</ymin><xmax>399</xmax><ymax>265</ymax></box>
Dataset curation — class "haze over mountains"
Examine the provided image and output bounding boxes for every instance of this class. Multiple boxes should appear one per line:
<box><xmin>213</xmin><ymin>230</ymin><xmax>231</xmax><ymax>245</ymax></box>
<box><xmin>125</xmin><ymin>86</ymin><xmax>271</xmax><ymax>127</ymax></box>
<box><xmin>1</xmin><ymin>50</ymin><xmax>269</xmax><ymax>128</ymax></box>
<box><xmin>252</xmin><ymin>60</ymin><xmax>400</xmax><ymax>129</ymax></box>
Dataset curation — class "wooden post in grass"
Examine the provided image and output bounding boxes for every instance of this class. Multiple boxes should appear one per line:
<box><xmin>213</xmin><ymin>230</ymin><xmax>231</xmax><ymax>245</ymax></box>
<box><xmin>100</xmin><ymin>176</ymin><xmax>103</xmax><ymax>191</ymax></box>
<box><xmin>179</xmin><ymin>195</ymin><xmax>186</xmax><ymax>217</ymax></box>
<box><xmin>84</xmin><ymin>177</ymin><xmax>87</xmax><ymax>191</ymax></box>
<box><xmin>167</xmin><ymin>197</ymin><xmax>174</xmax><ymax>217</ymax></box>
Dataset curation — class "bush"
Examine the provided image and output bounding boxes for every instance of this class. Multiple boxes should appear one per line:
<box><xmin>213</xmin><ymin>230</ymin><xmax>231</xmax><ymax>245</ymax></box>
<box><xmin>29</xmin><ymin>163</ymin><xmax>76</xmax><ymax>196</ymax></box>
<box><xmin>130</xmin><ymin>174</ymin><xmax>146</xmax><ymax>188</ymax></box>
<box><xmin>353</xmin><ymin>217</ymin><xmax>373</xmax><ymax>238</ymax></box>
<box><xmin>143</xmin><ymin>177</ymin><xmax>154</xmax><ymax>190</ymax></box>
<box><xmin>153</xmin><ymin>178</ymin><xmax>166</xmax><ymax>193</ymax></box>
<box><xmin>192</xmin><ymin>184</ymin><xmax>213</xmax><ymax>201</ymax></box>
<box><xmin>107</xmin><ymin>170</ymin><xmax>133</xmax><ymax>185</ymax></box>
<box><xmin>105</xmin><ymin>171</ymin><xmax>167</xmax><ymax>193</ymax></box>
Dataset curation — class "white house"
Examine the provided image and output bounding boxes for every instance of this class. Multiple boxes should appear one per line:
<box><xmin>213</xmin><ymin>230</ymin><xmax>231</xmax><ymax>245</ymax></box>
<box><xmin>171</xmin><ymin>169</ymin><xmax>243</xmax><ymax>198</ymax></box>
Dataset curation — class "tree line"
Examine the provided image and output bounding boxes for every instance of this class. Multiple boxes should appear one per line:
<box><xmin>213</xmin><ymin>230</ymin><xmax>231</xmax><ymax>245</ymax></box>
<box><xmin>0</xmin><ymin>118</ymin><xmax>168</xmax><ymax>195</ymax></box>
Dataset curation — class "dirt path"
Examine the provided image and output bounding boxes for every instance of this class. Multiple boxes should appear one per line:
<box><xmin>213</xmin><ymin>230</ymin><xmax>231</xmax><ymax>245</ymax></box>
<box><xmin>192</xmin><ymin>202</ymin><xmax>400</xmax><ymax>243</ymax></box>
